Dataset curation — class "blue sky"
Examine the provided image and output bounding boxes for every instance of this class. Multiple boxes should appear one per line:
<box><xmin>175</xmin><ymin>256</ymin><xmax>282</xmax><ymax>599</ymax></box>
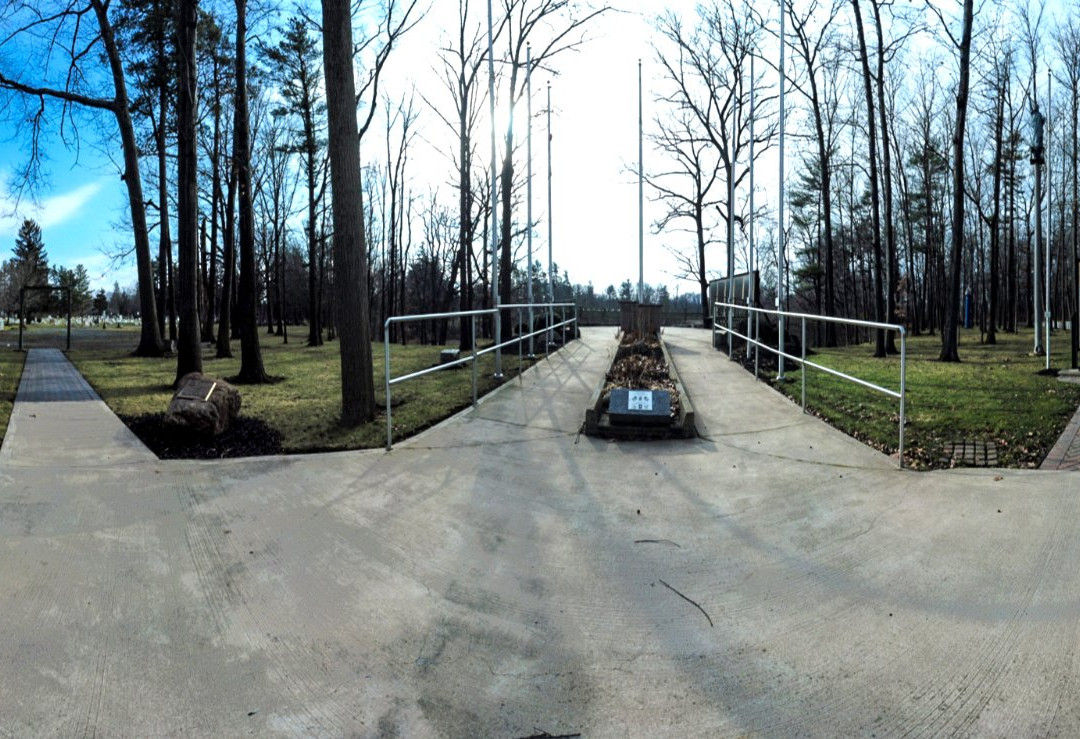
<box><xmin>0</xmin><ymin>140</ymin><xmax>137</xmax><ymax>292</ymax></box>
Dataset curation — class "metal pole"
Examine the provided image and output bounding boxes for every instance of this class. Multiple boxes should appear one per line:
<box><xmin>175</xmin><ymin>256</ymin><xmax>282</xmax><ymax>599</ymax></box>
<box><xmin>801</xmin><ymin>317</ymin><xmax>806</xmax><ymax>411</ymax></box>
<box><xmin>1035</xmin><ymin>151</ymin><xmax>1044</xmax><ymax>355</ymax></box>
<box><xmin>384</xmin><ymin>323</ymin><xmax>393</xmax><ymax>450</ymax></box>
<box><xmin>486</xmin><ymin>0</ymin><xmax>502</xmax><ymax>377</ymax></box>
<box><xmin>749</xmin><ymin>53</ymin><xmax>756</xmax><ymax>364</ymax></box>
<box><xmin>1046</xmin><ymin>69</ymin><xmax>1052</xmax><ymax>369</ymax></box>
<box><xmin>777</xmin><ymin>0</ymin><xmax>787</xmax><ymax>380</ymax></box>
<box><xmin>638</xmin><ymin>59</ymin><xmax>644</xmax><ymax>304</ymax></box>
<box><xmin>899</xmin><ymin>329</ymin><xmax>906</xmax><ymax>469</ymax></box>
<box><xmin>547</xmin><ymin>81</ymin><xmax>554</xmax><ymax>349</ymax></box>
<box><xmin>66</xmin><ymin>289</ymin><xmax>71</xmax><ymax>351</ymax></box>
<box><xmin>727</xmin><ymin>83</ymin><xmax>737</xmax><ymax>359</ymax></box>
<box><xmin>471</xmin><ymin>316</ymin><xmax>478</xmax><ymax>405</ymax></box>
<box><xmin>18</xmin><ymin>289</ymin><xmax>24</xmax><ymax>351</ymax></box>
<box><xmin>526</xmin><ymin>44</ymin><xmax>535</xmax><ymax>358</ymax></box>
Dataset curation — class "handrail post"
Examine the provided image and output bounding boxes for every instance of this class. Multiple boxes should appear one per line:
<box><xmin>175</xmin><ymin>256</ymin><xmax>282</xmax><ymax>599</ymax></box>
<box><xmin>494</xmin><ymin>307</ymin><xmax>503</xmax><ymax>378</ymax></box>
<box><xmin>573</xmin><ymin>303</ymin><xmax>578</xmax><ymax>341</ymax></box>
<box><xmin>801</xmin><ymin>317</ymin><xmax>807</xmax><ymax>412</ymax></box>
<box><xmin>528</xmin><ymin>303</ymin><xmax>534</xmax><ymax>358</ymax></box>
<box><xmin>561</xmin><ymin>304</ymin><xmax>566</xmax><ymax>347</ymax></box>
<box><xmin>899</xmin><ymin>328</ymin><xmax>906</xmax><ymax>469</ymax></box>
<box><xmin>518</xmin><ymin>308</ymin><xmax>523</xmax><ymax>374</ymax></box>
<box><xmin>754</xmin><ymin>309</ymin><xmax>760</xmax><ymax>379</ymax></box>
<box><xmin>471</xmin><ymin>315</ymin><xmax>479</xmax><ymax>406</ymax></box>
<box><xmin>384</xmin><ymin>322</ymin><xmax>393</xmax><ymax>450</ymax></box>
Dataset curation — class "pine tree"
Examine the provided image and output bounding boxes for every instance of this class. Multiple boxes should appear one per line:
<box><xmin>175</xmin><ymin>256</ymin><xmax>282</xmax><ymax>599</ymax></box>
<box><xmin>12</xmin><ymin>219</ymin><xmax>49</xmax><ymax>317</ymax></box>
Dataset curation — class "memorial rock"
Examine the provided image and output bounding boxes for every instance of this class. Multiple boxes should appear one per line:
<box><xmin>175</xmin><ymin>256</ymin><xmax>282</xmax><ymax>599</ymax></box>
<box><xmin>165</xmin><ymin>372</ymin><xmax>241</xmax><ymax>436</ymax></box>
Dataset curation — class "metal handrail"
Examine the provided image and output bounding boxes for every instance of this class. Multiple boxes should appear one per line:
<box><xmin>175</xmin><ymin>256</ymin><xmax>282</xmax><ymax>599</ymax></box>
<box><xmin>383</xmin><ymin>302</ymin><xmax>578</xmax><ymax>450</ymax></box>
<box><xmin>713</xmin><ymin>301</ymin><xmax>907</xmax><ymax>469</ymax></box>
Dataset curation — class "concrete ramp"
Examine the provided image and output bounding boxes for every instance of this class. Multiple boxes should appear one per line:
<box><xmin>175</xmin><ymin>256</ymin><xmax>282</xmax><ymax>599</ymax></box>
<box><xmin>0</xmin><ymin>330</ymin><xmax>1078</xmax><ymax>735</ymax></box>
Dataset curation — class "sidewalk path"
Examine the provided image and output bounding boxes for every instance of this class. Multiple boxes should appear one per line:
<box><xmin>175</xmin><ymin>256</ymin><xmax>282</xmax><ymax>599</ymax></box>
<box><xmin>0</xmin><ymin>348</ymin><xmax>157</xmax><ymax>468</ymax></box>
<box><xmin>0</xmin><ymin>331</ymin><xmax>1078</xmax><ymax>736</ymax></box>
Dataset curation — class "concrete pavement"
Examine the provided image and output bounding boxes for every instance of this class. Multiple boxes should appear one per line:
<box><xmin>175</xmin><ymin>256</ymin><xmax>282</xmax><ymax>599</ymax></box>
<box><xmin>0</xmin><ymin>330</ymin><xmax>1078</xmax><ymax>736</ymax></box>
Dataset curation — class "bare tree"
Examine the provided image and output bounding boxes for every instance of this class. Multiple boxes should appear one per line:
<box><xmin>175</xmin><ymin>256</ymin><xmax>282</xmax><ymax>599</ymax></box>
<box><xmin>0</xmin><ymin>0</ymin><xmax>163</xmax><ymax>355</ymax></box>
<box><xmin>494</xmin><ymin>0</ymin><xmax>611</xmax><ymax>338</ymax></box>
<box><xmin>851</xmin><ymin>0</ymin><xmax>887</xmax><ymax>356</ymax></box>
<box><xmin>930</xmin><ymin>0</ymin><xmax>975</xmax><ymax>362</ymax></box>
<box><xmin>786</xmin><ymin>0</ymin><xmax>844</xmax><ymax>344</ymax></box>
<box><xmin>654</xmin><ymin>2</ymin><xmax>773</xmax><ymax>322</ymax></box>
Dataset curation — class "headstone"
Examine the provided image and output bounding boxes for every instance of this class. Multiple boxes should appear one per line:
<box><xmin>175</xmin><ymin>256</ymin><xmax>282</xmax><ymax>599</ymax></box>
<box><xmin>440</xmin><ymin>349</ymin><xmax>461</xmax><ymax>365</ymax></box>
<box><xmin>608</xmin><ymin>388</ymin><xmax>672</xmax><ymax>426</ymax></box>
<box><xmin>165</xmin><ymin>372</ymin><xmax>241</xmax><ymax>436</ymax></box>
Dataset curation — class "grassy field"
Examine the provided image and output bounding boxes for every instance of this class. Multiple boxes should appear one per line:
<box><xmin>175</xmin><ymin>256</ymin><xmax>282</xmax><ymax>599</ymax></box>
<box><xmin>0</xmin><ymin>340</ymin><xmax>26</xmax><ymax>447</ymax></box>
<box><xmin>69</xmin><ymin>328</ymin><xmax>540</xmax><ymax>452</ymax></box>
<box><xmin>769</xmin><ymin>326</ymin><xmax>1080</xmax><ymax>468</ymax></box>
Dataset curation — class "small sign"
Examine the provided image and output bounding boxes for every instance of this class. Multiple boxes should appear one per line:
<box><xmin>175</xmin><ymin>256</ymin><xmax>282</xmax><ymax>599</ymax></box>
<box><xmin>607</xmin><ymin>388</ymin><xmax>672</xmax><ymax>426</ymax></box>
<box><xmin>176</xmin><ymin>379</ymin><xmax>217</xmax><ymax>402</ymax></box>
<box><xmin>628</xmin><ymin>390</ymin><xmax>653</xmax><ymax>411</ymax></box>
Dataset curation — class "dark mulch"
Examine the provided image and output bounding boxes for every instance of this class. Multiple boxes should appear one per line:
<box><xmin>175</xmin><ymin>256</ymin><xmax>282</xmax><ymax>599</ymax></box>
<box><xmin>120</xmin><ymin>413</ymin><xmax>283</xmax><ymax>459</ymax></box>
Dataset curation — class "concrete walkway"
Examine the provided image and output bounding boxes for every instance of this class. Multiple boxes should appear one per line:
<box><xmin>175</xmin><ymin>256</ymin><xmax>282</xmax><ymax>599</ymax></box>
<box><xmin>1</xmin><ymin>331</ymin><xmax>1079</xmax><ymax>736</ymax></box>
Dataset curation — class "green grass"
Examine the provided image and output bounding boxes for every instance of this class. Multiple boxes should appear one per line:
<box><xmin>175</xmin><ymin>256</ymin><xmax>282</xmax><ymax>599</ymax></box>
<box><xmin>770</xmin><ymin>326</ymin><xmax>1080</xmax><ymax>468</ymax></box>
<box><xmin>70</xmin><ymin>331</ymin><xmax>540</xmax><ymax>452</ymax></box>
<box><xmin>0</xmin><ymin>347</ymin><xmax>26</xmax><ymax>446</ymax></box>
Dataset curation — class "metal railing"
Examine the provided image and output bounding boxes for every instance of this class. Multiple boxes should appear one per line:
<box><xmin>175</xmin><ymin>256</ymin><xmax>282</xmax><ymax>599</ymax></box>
<box><xmin>383</xmin><ymin>302</ymin><xmax>578</xmax><ymax>450</ymax></box>
<box><xmin>713</xmin><ymin>301</ymin><xmax>907</xmax><ymax>468</ymax></box>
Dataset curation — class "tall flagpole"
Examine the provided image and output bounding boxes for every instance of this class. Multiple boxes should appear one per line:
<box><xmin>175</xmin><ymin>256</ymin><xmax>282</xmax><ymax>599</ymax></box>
<box><xmin>638</xmin><ymin>59</ymin><xmax>644</xmax><ymax>304</ymax></box>
<box><xmin>547</xmin><ymin>81</ymin><xmax>554</xmax><ymax>343</ymax></box>
<box><xmin>1046</xmin><ymin>68</ymin><xmax>1052</xmax><ymax>369</ymax></box>
<box><xmin>526</xmin><ymin>44</ymin><xmax>534</xmax><ymax>357</ymax></box>
<box><xmin>486</xmin><ymin>0</ymin><xmax>501</xmax><ymax>376</ymax></box>
<box><xmin>777</xmin><ymin>0</ymin><xmax>787</xmax><ymax>379</ymax></box>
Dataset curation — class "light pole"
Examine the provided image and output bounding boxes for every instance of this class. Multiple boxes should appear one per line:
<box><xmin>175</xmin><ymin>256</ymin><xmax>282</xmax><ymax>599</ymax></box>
<box><xmin>486</xmin><ymin>0</ymin><xmax>502</xmax><ymax>377</ymax></box>
<box><xmin>1031</xmin><ymin>99</ymin><xmax>1045</xmax><ymax>357</ymax></box>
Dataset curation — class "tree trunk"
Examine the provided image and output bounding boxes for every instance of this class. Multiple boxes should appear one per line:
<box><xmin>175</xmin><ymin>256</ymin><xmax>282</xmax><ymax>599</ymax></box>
<box><xmin>940</xmin><ymin>0</ymin><xmax>974</xmax><ymax>362</ymax></box>
<box><xmin>232</xmin><ymin>0</ymin><xmax>268</xmax><ymax>383</ymax></box>
<box><xmin>872</xmin><ymin>0</ymin><xmax>898</xmax><ymax>354</ymax></box>
<box><xmin>851</xmin><ymin>0</ymin><xmax>886</xmax><ymax>357</ymax></box>
<box><xmin>173</xmin><ymin>0</ymin><xmax>202</xmax><ymax>385</ymax></box>
<box><xmin>90</xmin><ymin>0</ymin><xmax>163</xmax><ymax>356</ymax></box>
<box><xmin>216</xmin><ymin>156</ymin><xmax>237</xmax><ymax>358</ymax></box>
<box><xmin>322</xmin><ymin>0</ymin><xmax>375</xmax><ymax>426</ymax></box>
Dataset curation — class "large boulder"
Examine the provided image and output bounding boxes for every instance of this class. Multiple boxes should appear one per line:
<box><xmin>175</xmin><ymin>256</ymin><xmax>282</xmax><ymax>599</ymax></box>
<box><xmin>165</xmin><ymin>372</ymin><xmax>241</xmax><ymax>436</ymax></box>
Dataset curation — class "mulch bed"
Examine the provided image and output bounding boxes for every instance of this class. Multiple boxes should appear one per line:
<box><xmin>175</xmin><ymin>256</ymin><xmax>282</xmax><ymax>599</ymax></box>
<box><xmin>121</xmin><ymin>413</ymin><xmax>283</xmax><ymax>459</ymax></box>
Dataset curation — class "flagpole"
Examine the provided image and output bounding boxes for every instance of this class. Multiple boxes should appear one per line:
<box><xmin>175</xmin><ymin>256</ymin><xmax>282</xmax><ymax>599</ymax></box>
<box><xmin>777</xmin><ymin>0</ymin><xmax>787</xmax><ymax>380</ymax></box>
<box><xmin>486</xmin><ymin>0</ymin><xmax>502</xmax><ymax>376</ymax></box>
<box><xmin>526</xmin><ymin>43</ymin><xmax>535</xmax><ymax>357</ymax></box>
<box><xmin>638</xmin><ymin>59</ymin><xmax>644</xmax><ymax>304</ymax></box>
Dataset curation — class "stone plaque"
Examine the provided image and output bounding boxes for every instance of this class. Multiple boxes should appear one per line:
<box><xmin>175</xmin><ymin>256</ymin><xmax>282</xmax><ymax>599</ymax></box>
<box><xmin>608</xmin><ymin>388</ymin><xmax>671</xmax><ymax>426</ymax></box>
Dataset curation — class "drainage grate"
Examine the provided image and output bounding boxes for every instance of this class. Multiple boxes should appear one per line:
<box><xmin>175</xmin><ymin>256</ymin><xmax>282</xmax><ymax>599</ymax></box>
<box><xmin>942</xmin><ymin>440</ymin><xmax>999</xmax><ymax>467</ymax></box>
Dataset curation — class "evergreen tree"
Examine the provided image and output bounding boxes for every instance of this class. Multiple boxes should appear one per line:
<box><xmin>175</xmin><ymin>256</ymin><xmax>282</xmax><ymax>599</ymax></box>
<box><xmin>12</xmin><ymin>219</ymin><xmax>49</xmax><ymax>317</ymax></box>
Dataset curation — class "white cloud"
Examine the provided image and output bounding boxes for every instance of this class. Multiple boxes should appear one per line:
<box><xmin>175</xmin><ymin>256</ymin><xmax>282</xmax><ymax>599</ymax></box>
<box><xmin>0</xmin><ymin>180</ymin><xmax>105</xmax><ymax>237</ymax></box>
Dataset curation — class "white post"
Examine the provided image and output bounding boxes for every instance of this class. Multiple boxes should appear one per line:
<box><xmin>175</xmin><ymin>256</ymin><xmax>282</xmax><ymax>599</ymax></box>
<box><xmin>778</xmin><ymin>0</ymin><xmax>786</xmax><ymax>379</ymax></box>
<box><xmin>526</xmin><ymin>44</ymin><xmax>534</xmax><ymax>357</ymax></box>
<box><xmin>547</xmin><ymin>81</ymin><xmax>554</xmax><ymax>346</ymax></box>
<box><xmin>486</xmin><ymin>0</ymin><xmax>502</xmax><ymax>376</ymax></box>
<box><xmin>638</xmin><ymin>59</ymin><xmax>644</xmax><ymax>304</ymax></box>
<box><xmin>1046</xmin><ymin>69</ymin><xmax>1052</xmax><ymax>369</ymax></box>
<box><xmin>749</xmin><ymin>53</ymin><xmax>756</xmax><ymax>362</ymax></box>
<box><xmin>727</xmin><ymin>80</ymin><xmax>736</xmax><ymax>358</ymax></box>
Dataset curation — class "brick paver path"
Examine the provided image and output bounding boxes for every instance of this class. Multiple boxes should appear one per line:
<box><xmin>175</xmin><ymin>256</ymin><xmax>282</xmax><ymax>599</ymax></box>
<box><xmin>1041</xmin><ymin>401</ymin><xmax>1080</xmax><ymax>470</ymax></box>
<box><xmin>15</xmin><ymin>347</ymin><xmax>100</xmax><ymax>403</ymax></box>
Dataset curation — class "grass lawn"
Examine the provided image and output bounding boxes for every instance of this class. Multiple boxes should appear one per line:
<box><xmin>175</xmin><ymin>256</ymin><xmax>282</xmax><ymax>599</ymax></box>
<box><xmin>70</xmin><ymin>329</ymin><xmax>541</xmax><ymax>453</ymax></box>
<box><xmin>0</xmin><ymin>343</ymin><xmax>26</xmax><ymax>447</ymax></box>
<box><xmin>769</xmin><ymin>326</ymin><xmax>1080</xmax><ymax>468</ymax></box>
